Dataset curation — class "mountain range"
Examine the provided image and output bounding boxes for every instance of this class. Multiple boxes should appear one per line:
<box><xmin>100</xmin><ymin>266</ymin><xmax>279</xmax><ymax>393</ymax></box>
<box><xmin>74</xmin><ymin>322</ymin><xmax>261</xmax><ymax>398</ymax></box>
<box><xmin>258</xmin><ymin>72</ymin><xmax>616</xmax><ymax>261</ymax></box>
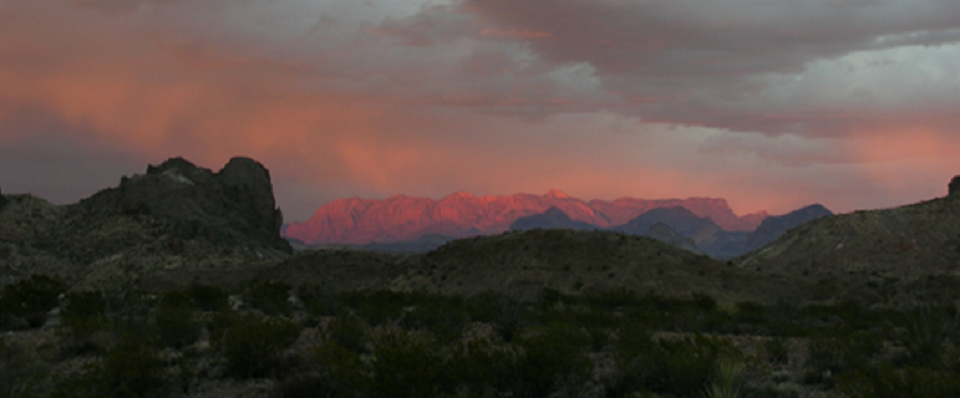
<box><xmin>283</xmin><ymin>190</ymin><xmax>768</xmax><ymax>246</ymax></box>
<box><xmin>508</xmin><ymin>204</ymin><xmax>832</xmax><ymax>258</ymax></box>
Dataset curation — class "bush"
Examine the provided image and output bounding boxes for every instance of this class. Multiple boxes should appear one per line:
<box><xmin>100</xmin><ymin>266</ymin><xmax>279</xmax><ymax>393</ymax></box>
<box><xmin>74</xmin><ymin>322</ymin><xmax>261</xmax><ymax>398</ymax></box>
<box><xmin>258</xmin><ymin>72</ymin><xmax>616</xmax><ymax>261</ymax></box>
<box><xmin>368</xmin><ymin>330</ymin><xmax>453</xmax><ymax>398</ymax></box>
<box><xmin>898</xmin><ymin>304</ymin><xmax>960</xmax><ymax>368</ymax></box>
<box><xmin>187</xmin><ymin>284</ymin><xmax>229</xmax><ymax>312</ymax></box>
<box><xmin>617</xmin><ymin>334</ymin><xmax>742</xmax><ymax>398</ymax></box>
<box><xmin>45</xmin><ymin>332</ymin><xmax>168</xmax><ymax>398</ymax></box>
<box><xmin>1</xmin><ymin>339</ymin><xmax>52</xmax><ymax>398</ymax></box>
<box><xmin>803</xmin><ymin>331</ymin><xmax>882</xmax><ymax>384</ymax></box>
<box><xmin>324</xmin><ymin>313</ymin><xmax>367</xmax><ymax>354</ymax></box>
<box><xmin>0</xmin><ymin>274</ymin><xmax>67</xmax><ymax>330</ymax></box>
<box><xmin>313</xmin><ymin>341</ymin><xmax>368</xmax><ymax>394</ymax></box>
<box><xmin>272</xmin><ymin>373</ymin><xmax>336</xmax><ymax>398</ymax></box>
<box><xmin>58</xmin><ymin>291</ymin><xmax>111</xmax><ymax>353</ymax></box>
<box><xmin>221</xmin><ymin>314</ymin><xmax>303</xmax><ymax>379</ymax></box>
<box><xmin>245</xmin><ymin>281</ymin><xmax>293</xmax><ymax>316</ymax></box>
<box><xmin>99</xmin><ymin>332</ymin><xmax>168</xmax><ymax>397</ymax></box>
<box><xmin>154</xmin><ymin>291</ymin><xmax>201</xmax><ymax>348</ymax></box>
<box><xmin>504</xmin><ymin>323</ymin><xmax>593</xmax><ymax>398</ymax></box>
<box><xmin>763</xmin><ymin>337</ymin><xmax>790</xmax><ymax>365</ymax></box>
<box><xmin>836</xmin><ymin>363</ymin><xmax>960</xmax><ymax>398</ymax></box>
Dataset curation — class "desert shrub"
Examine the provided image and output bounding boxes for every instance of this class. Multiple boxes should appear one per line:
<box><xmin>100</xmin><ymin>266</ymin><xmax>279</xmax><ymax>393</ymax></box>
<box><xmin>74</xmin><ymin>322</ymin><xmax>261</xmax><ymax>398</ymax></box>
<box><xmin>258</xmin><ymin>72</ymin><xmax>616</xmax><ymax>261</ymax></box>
<box><xmin>187</xmin><ymin>283</ymin><xmax>229</xmax><ymax>312</ymax></box>
<box><xmin>299</xmin><ymin>285</ymin><xmax>339</xmax><ymax>317</ymax></box>
<box><xmin>154</xmin><ymin>291</ymin><xmax>201</xmax><ymax>348</ymax></box>
<box><xmin>0</xmin><ymin>274</ymin><xmax>67</xmax><ymax>330</ymax></box>
<box><xmin>464</xmin><ymin>291</ymin><xmax>508</xmax><ymax>323</ymax></box>
<box><xmin>763</xmin><ymin>337</ymin><xmax>790</xmax><ymax>365</ymax></box>
<box><xmin>367</xmin><ymin>330</ymin><xmax>454</xmax><ymax>398</ymax></box>
<box><xmin>324</xmin><ymin>313</ymin><xmax>367</xmax><ymax>354</ymax></box>
<box><xmin>898</xmin><ymin>304</ymin><xmax>960</xmax><ymax>368</ymax></box>
<box><xmin>313</xmin><ymin>341</ymin><xmax>368</xmax><ymax>395</ymax></box>
<box><xmin>58</xmin><ymin>291</ymin><xmax>111</xmax><ymax>353</ymax></box>
<box><xmin>1</xmin><ymin>339</ymin><xmax>52</xmax><ymax>398</ymax></box>
<box><xmin>339</xmin><ymin>290</ymin><xmax>406</xmax><ymax>326</ymax></box>
<box><xmin>245</xmin><ymin>281</ymin><xmax>293</xmax><ymax>316</ymax></box>
<box><xmin>221</xmin><ymin>313</ymin><xmax>303</xmax><ymax>379</ymax></box>
<box><xmin>501</xmin><ymin>323</ymin><xmax>593</xmax><ymax>398</ymax></box>
<box><xmin>206</xmin><ymin>309</ymin><xmax>241</xmax><ymax>347</ymax></box>
<box><xmin>835</xmin><ymin>362</ymin><xmax>960</xmax><ymax>398</ymax></box>
<box><xmin>803</xmin><ymin>331</ymin><xmax>882</xmax><ymax>384</ymax></box>
<box><xmin>399</xmin><ymin>301</ymin><xmax>469</xmax><ymax>344</ymax></box>
<box><xmin>734</xmin><ymin>301</ymin><xmax>767</xmax><ymax>324</ymax></box>
<box><xmin>99</xmin><ymin>332</ymin><xmax>168</xmax><ymax>397</ymax></box>
<box><xmin>692</xmin><ymin>292</ymin><xmax>718</xmax><ymax>312</ymax></box>
<box><xmin>583</xmin><ymin>287</ymin><xmax>638</xmax><ymax>309</ymax></box>
<box><xmin>445</xmin><ymin>339</ymin><xmax>518</xmax><ymax>396</ymax></box>
<box><xmin>617</xmin><ymin>334</ymin><xmax>743</xmax><ymax>398</ymax></box>
<box><xmin>46</xmin><ymin>333</ymin><xmax>168</xmax><ymax>398</ymax></box>
<box><xmin>272</xmin><ymin>373</ymin><xmax>336</xmax><ymax>398</ymax></box>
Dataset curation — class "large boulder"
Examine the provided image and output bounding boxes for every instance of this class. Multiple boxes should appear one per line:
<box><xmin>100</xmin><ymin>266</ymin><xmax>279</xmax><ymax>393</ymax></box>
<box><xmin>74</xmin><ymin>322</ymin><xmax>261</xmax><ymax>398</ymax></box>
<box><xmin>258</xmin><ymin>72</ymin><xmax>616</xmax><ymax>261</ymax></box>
<box><xmin>950</xmin><ymin>176</ymin><xmax>960</xmax><ymax>196</ymax></box>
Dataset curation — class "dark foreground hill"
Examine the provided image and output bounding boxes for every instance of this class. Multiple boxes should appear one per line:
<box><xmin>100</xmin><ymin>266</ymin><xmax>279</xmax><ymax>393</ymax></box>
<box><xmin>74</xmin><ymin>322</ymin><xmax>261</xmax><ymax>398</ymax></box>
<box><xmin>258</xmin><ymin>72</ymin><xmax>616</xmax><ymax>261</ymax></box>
<box><xmin>738</xmin><ymin>180</ymin><xmax>960</xmax><ymax>304</ymax></box>
<box><xmin>260</xmin><ymin>229</ymin><xmax>794</xmax><ymax>303</ymax></box>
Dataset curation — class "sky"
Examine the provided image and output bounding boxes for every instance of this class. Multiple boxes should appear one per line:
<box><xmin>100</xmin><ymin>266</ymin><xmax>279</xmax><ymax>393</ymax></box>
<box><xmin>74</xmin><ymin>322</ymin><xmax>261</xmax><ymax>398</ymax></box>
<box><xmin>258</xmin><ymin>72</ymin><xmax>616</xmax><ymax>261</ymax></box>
<box><xmin>2</xmin><ymin>0</ymin><xmax>960</xmax><ymax>223</ymax></box>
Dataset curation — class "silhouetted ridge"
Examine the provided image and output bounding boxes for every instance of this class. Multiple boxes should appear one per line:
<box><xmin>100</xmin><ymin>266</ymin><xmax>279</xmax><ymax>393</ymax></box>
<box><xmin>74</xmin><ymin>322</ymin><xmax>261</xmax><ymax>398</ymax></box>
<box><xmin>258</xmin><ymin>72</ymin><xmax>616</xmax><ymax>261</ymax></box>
<box><xmin>744</xmin><ymin>204</ymin><xmax>833</xmax><ymax>251</ymax></box>
<box><xmin>509</xmin><ymin>207</ymin><xmax>598</xmax><ymax>231</ymax></box>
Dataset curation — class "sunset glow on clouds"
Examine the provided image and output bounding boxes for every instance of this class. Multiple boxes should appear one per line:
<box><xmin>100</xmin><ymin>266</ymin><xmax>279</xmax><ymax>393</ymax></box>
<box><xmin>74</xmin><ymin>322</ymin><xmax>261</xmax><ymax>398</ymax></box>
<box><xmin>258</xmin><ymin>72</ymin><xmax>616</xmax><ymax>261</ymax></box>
<box><xmin>2</xmin><ymin>0</ymin><xmax>960</xmax><ymax>221</ymax></box>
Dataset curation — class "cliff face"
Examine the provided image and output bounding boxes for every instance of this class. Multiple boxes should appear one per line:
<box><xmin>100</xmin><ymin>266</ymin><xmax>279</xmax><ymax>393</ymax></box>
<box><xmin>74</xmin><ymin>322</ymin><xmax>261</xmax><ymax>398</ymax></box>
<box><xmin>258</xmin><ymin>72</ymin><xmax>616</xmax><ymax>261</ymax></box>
<box><xmin>284</xmin><ymin>191</ymin><xmax>767</xmax><ymax>245</ymax></box>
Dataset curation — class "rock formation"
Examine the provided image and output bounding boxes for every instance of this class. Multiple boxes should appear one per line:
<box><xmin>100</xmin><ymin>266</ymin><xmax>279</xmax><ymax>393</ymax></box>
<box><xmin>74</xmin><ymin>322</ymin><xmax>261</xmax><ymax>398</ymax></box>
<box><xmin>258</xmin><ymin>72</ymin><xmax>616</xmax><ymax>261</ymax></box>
<box><xmin>950</xmin><ymin>175</ymin><xmax>960</xmax><ymax>196</ymax></box>
<box><xmin>40</xmin><ymin>157</ymin><xmax>291</xmax><ymax>274</ymax></box>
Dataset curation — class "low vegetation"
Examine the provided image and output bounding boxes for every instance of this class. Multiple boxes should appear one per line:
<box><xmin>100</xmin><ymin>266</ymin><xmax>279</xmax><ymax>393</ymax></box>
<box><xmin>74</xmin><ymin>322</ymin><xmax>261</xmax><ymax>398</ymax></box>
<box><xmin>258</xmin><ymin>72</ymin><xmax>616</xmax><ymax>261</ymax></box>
<box><xmin>2</xmin><ymin>274</ymin><xmax>960</xmax><ymax>397</ymax></box>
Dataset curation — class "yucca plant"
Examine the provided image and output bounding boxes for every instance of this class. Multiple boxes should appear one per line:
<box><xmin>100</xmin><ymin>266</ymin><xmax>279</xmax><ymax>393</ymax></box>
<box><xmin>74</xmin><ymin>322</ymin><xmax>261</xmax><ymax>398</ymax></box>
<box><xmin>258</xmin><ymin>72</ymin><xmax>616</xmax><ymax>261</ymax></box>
<box><xmin>703</xmin><ymin>357</ymin><xmax>744</xmax><ymax>398</ymax></box>
<box><xmin>900</xmin><ymin>304</ymin><xmax>960</xmax><ymax>368</ymax></box>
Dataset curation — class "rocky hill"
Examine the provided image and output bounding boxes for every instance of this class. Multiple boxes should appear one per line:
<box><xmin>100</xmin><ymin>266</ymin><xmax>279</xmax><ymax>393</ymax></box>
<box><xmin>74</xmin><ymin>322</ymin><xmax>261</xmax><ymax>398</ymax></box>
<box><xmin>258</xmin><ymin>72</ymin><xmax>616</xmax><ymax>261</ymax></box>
<box><xmin>284</xmin><ymin>190</ymin><xmax>767</xmax><ymax>245</ymax></box>
<box><xmin>0</xmin><ymin>157</ymin><xmax>292</xmax><ymax>287</ymax></box>
<box><xmin>508</xmin><ymin>206</ymin><xmax>599</xmax><ymax>231</ymax></box>
<box><xmin>736</xmin><ymin>177</ymin><xmax>960</xmax><ymax>303</ymax></box>
<box><xmin>743</xmin><ymin>204</ymin><xmax>833</xmax><ymax>252</ymax></box>
<box><xmin>646</xmin><ymin>222</ymin><xmax>701</xmax><ymax>253</ymax></box>
<box><xmin>259</xmin><ymin>229</ymin><xmax>794</xmax><ymax>303</ymax></box>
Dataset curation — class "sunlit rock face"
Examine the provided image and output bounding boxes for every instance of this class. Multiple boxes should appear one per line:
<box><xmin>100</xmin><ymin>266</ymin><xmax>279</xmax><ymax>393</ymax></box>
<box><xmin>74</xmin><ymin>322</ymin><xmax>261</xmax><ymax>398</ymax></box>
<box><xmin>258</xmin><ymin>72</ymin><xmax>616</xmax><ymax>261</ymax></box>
<box><xmin>285</xmin><ymin>192</ymin><xmax>768</xmax><ymax>246</ymax></box>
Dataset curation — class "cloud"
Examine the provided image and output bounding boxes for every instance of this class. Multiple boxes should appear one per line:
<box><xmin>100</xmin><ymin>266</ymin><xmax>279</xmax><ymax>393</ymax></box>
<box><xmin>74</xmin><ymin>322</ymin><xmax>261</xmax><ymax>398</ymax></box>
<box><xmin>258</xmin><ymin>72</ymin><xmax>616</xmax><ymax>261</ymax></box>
<box><xmin>2</xmin><ymin>0</ymin><xmax>960</xmax><ymax>222</ymax></box>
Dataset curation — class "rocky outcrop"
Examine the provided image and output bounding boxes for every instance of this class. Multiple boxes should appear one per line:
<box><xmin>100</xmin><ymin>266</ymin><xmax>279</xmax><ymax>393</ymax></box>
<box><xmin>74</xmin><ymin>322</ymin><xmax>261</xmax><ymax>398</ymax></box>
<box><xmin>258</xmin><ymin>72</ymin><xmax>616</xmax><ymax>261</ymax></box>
<box><xmin>285</xmin><ymin>191</ymin><xmax>768</xmax><ymax>245</ymax></box>
<box><xmin>950</xmin><ymin>176</ymin><xmax>960</xmax><ymax>196</ymax></box>
<box><xmin>38</xmin><ymin>157</ymin><xmax>291</xmax><ymax>276</ymax></box>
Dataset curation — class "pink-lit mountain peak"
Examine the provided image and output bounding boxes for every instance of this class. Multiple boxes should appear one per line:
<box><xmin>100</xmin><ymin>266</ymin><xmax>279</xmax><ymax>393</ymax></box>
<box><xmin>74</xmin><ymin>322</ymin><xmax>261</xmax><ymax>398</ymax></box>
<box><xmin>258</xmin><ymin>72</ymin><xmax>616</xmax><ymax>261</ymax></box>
<box><xmin>284</xmin><ymin>190</ymin><xmax>768</xmax><ymax>245</ymax></box>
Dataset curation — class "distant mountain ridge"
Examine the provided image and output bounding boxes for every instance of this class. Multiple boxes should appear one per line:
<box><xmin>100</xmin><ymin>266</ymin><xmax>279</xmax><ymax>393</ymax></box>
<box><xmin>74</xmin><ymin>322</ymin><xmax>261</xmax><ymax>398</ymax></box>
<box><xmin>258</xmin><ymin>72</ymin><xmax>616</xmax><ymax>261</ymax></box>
<box><xmin>508</xmin><ymin>204</ymin><xmax>831</xmax><ymax>259</ymax></box>
<box><xmin>283</xmin><ymin>190</ymin><xmax>768</xmax><ymax>245</ymax></box>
